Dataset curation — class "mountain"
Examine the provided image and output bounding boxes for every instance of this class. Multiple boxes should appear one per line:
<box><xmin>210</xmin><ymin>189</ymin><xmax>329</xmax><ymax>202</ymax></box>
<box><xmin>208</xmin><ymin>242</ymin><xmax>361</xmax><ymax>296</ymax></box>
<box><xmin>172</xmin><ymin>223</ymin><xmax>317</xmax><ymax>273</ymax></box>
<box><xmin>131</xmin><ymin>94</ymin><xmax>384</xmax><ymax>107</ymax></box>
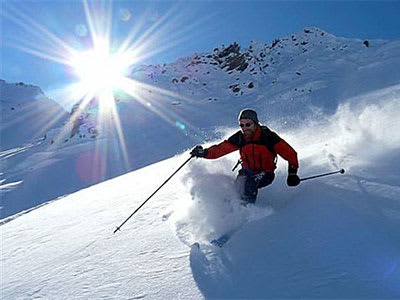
<box><xmin>133</xmin><ymin>27</ymin><xmax>400</xmax><ymax>122</ymax></box>
<box><xmin>0</xmin><ymin>80</ymin><xmax>68</xmax><ymax>150</ymax></box>
<box><xmin>1</xmin><ymin>27</ymin><xmax>399</xmax><ymax>220</ymax></box>
<box><xmin>2</xmin><ymin>26</ymin><xmax>400</xmax><ymax>299</ymax></box>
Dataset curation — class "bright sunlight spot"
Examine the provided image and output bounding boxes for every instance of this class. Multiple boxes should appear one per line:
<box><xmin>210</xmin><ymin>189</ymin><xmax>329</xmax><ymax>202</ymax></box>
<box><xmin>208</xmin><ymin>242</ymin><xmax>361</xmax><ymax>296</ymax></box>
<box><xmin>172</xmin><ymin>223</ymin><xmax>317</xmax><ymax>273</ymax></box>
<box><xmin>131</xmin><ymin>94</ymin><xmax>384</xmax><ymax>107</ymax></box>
<box><xmin>70</xmin><ymin>39</ymin><xmax>132</xmax><ymax>104</ymax></box>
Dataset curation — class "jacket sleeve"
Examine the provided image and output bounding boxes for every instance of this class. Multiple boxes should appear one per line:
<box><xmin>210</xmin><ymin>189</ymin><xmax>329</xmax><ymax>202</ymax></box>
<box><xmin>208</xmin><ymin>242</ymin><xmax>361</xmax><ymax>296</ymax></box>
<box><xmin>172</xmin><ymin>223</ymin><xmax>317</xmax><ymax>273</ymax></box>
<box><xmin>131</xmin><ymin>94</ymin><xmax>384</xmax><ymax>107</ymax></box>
<box><xmin>205</xmin><ymin>140</ymin><xmax>239</xmax><ymax>159</ymax></box>
<box><xmin>273</xmin><ymin>139</ymin><xmax>299</xmax><ymax>169</ymax></box>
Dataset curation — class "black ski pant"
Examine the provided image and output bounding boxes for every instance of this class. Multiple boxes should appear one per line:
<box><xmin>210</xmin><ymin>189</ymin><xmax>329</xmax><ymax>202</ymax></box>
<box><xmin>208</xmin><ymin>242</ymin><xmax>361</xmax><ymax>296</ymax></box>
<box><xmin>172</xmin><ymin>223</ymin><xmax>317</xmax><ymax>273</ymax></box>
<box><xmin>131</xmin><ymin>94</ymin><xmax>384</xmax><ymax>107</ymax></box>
<box><xmin>235</xmin><ymin>169</ymin><xmax>275</xmax><ymax>204</ymax></box>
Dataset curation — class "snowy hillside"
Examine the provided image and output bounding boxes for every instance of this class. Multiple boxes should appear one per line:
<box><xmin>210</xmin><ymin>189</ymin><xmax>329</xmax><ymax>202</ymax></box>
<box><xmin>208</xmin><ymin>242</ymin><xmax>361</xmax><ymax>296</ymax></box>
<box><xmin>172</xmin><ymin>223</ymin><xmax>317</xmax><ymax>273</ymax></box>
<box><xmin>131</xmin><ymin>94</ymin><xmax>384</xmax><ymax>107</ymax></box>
<box><xmin>0</xmin><ymin>80</ymin><xmax>68</xmax><ymax>150</ymax></box>
<box><xmin>132</xmin><ymin>27</ymin><xmax>400</xmax><ymax>124</ymax></box>
<box><xmin>1</xmin><ymin>27</ymin><xmax>400</xmax><ymax>222</ymax></box>
<box><xmin>2</xmin><ymin>83</ymin><xmax>400</xmax><ymax>298</ymax></box>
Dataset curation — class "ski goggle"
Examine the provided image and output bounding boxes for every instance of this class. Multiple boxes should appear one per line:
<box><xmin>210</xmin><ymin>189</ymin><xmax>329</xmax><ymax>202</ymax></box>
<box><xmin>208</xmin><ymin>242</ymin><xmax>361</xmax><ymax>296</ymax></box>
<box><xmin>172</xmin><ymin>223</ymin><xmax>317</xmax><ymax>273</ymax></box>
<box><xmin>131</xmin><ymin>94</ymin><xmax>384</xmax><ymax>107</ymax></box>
<box><xmin>239</xmin><ymin>122</ymin><xmax>254</xmax><ymax>128</ymax></box>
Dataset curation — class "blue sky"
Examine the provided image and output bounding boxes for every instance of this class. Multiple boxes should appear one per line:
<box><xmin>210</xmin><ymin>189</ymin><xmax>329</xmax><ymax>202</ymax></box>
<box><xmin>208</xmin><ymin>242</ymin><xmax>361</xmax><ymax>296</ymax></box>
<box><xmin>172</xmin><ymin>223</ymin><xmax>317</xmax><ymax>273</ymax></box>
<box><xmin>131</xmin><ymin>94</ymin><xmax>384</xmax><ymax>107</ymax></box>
<box><xmin>2</xmin><ymin>0</ymin><xmax>400</xmax><ymax>98</ymax></box>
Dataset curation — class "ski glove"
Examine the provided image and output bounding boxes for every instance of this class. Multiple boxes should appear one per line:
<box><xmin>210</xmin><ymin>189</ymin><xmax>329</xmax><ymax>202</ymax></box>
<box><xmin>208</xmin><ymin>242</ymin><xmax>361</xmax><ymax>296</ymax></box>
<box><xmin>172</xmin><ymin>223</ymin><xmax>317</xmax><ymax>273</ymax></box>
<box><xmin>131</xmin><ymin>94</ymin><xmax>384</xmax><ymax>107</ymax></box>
<box><xmin>287</xmin><ymin>165</ymin><xmax>300</xmax><ymax>187</ymax></box>
<box><xmin>190</xmin><ymin>145</ymin><xmax>208</xmax><ymax>158</ymax></box>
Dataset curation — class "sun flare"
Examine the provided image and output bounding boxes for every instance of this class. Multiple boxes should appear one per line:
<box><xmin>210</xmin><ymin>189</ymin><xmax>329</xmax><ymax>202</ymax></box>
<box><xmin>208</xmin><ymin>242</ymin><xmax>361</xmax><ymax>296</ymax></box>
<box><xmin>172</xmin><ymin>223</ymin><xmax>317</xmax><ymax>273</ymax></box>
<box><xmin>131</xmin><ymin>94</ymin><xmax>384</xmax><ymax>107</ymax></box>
<box><xmin>3</xmin><ymin>0</ymin><xmax>206</xmax><ymax>174</ymax></box>
<box><xmin>70</xmin><ymin>40</ymin><xmax>132</xmax><ymax>106</ymax></box>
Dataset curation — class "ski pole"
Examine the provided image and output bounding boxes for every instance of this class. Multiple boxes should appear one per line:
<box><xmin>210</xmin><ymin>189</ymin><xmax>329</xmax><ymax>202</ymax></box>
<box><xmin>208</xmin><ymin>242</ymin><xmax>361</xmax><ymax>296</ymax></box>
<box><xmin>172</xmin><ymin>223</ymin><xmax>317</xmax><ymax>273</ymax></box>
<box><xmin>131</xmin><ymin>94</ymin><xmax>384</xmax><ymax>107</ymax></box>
<box><xmin>113</xmin><ymin>155</ymin><xmax>193</xmax><ymax>234</ymax></box>
<box><xmin>300</xmin><ymin>168</ymin><xmax>345</xmax><ymax>182</ymax></box>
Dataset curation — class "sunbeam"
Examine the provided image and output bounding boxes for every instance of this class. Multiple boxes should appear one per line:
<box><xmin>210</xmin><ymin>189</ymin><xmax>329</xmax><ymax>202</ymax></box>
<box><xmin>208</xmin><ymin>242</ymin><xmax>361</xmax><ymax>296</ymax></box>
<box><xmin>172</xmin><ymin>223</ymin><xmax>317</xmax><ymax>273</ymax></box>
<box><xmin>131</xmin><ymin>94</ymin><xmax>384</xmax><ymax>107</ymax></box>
<box><xmin>2</xmin><ymin>5</ymin><xmax>76</xmax><ymax>60</ymax></box>
<box><xmin>2</xmin><ymin>0</ymin><xmax>211</xmax><ymax>175</ymax></box>
<box><xmin>69</xmin><ymin>38</ymin><xmax>133</xmax><ymax>103</ymax></box>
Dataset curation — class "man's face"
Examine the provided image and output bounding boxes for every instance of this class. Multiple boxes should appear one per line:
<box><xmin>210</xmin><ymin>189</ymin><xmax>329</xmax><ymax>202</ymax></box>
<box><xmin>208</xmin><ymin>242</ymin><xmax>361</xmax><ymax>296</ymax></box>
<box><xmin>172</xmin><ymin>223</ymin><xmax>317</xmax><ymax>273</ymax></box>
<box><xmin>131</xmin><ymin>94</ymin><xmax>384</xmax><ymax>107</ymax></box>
<box><xmin>239</xmin><ymin>119</ymin><xmax>256</xmax><ymax>137</ymax></box>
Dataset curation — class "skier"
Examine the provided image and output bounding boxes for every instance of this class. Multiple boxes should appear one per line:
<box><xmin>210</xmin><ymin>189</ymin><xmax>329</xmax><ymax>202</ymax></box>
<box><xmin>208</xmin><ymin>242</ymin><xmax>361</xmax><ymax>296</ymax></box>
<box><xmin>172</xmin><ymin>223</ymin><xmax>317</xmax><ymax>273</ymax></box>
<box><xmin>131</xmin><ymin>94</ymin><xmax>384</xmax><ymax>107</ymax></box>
<box><xmin>191</xmin><ymin>108</ymin><xmax>300</xmax><ymax>203</ymax></box>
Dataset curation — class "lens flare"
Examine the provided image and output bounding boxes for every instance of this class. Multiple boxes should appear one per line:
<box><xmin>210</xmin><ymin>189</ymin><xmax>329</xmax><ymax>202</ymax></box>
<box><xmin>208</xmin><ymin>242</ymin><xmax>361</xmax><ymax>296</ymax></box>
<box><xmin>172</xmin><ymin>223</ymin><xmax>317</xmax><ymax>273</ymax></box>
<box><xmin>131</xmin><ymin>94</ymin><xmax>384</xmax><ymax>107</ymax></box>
<box><xmin>75</xmin><ymin>24</ymin><xmax>88</xmax><ymax>37</ymax></box>
<box><xmin>119</xmin><ymin>8</ymin><xmax>131</xmax><ymax>22</ymax></box>
<box><xmin>2</xmin><ymin>0</ymin><xmax>213</xmax><ymax>175</ymax></box>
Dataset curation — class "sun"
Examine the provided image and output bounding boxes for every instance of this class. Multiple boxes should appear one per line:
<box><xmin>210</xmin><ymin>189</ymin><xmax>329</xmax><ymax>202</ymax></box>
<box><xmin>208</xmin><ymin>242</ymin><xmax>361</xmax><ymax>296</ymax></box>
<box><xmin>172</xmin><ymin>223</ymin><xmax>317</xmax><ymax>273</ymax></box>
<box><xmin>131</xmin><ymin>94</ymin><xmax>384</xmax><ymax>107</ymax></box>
<box><xmin>3</xmin><ymin>1</ymin><xmax>208</xmax><ymax>114</ymax></box>
<box><xmin>2</xmin><ymin>0</ymin><xmax>212</xmax><ymax>183</ymax></box>
<box><xmin>70</xmin><ymin>39</ymin><xmax>131</xmax><ymax>105</ymax></box>
<box><xmin>3</xmin><ymin>0</ymin><xmax>206</xmax><ymax>152</ymax></box>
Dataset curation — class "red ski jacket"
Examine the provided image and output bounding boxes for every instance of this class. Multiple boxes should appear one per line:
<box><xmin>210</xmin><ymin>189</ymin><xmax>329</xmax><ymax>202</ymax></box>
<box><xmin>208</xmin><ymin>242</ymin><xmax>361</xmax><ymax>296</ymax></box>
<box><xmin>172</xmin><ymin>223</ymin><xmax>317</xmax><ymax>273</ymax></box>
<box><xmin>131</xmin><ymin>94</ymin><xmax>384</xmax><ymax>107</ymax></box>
<box><xmin>204</xmin><ymin>126</ymin><xmax>298</xmax><ymax>173</ymax></box>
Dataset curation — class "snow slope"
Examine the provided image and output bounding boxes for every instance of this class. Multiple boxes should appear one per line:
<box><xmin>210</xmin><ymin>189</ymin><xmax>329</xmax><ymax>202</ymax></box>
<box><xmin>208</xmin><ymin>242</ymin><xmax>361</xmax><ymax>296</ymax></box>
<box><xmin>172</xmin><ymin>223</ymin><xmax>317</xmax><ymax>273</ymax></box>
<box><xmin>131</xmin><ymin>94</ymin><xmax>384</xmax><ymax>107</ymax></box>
<box><xmin>0</xmin><ymin>80</ymin><xmax>68</xmax><ymax>150</ymax></box>
<box><xmin>2</xmin><ymin>27</ymin><xmax>400</xmax><ymax>298</ymax></box>
<box><xmin>2</xmin><ymin>85</ymin><xmax>400</xmax><ymax>298</ymax></box>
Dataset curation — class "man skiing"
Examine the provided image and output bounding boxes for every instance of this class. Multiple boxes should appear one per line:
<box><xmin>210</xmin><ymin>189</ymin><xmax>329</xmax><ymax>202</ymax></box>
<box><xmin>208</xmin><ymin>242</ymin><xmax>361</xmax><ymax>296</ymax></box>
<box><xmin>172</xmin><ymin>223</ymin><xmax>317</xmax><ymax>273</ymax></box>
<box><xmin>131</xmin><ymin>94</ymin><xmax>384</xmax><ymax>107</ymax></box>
<box><xmin>191</xmin><ymin>108</ymin><xmax>300</xmax><ymax>203</ymax></box>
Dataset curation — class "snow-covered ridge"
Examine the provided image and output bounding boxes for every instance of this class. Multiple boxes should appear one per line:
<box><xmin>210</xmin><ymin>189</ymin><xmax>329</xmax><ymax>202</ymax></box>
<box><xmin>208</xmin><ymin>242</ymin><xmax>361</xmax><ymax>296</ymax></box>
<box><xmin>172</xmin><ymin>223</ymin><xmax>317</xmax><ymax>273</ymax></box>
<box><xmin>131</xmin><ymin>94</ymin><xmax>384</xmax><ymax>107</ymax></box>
<box><xmin>135</xmin><ymin>27</ymin><xmax>379</xmax><ymax>78</ymax></box>
<box><xmin>0</xmin><ymin>79</ymin><xmax>68</xmax><ymax>150</ymax></box>
<box><xmin>131</xmin><ymin>27</ymin><xmax>398</xmax><ymax>109</ymax></box>
<box><xmin>0</xmin><ymin>79</ymin><xmax>46</xmax><ymax>103</ymax></box>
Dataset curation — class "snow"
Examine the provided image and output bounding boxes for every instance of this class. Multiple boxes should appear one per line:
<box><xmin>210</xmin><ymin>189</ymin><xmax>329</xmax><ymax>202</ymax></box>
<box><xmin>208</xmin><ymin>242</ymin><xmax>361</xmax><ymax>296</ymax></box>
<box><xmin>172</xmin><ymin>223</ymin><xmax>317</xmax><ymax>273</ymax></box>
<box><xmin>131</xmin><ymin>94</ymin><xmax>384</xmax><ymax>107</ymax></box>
<box><xmin>2</xmin><ymin>28</ymin><xmax>400</xmax><ymax>298</ymax></box>
<box><xmin>0</xmin><ymin>80</ymin><xmax>68</xmax><ymax>150</ymax></box>
<box><xmin>2</xmin><ymin>159</ymin><xmax>202</xmax><ymax>299</ymax></box>
<box><xmin>171</xmin><ymin>157</ymin><xmax>274</xmax><ymax>246</ymax></box>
